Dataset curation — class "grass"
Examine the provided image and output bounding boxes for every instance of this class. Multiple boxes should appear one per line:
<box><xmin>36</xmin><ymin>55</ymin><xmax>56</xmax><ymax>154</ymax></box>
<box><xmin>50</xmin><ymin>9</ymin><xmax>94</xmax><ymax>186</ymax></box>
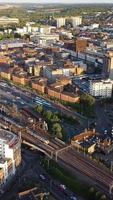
<box><xmin>42</xmin><ymin>160</ymin><xmax>92</xmax><ymax>199</ymax></box>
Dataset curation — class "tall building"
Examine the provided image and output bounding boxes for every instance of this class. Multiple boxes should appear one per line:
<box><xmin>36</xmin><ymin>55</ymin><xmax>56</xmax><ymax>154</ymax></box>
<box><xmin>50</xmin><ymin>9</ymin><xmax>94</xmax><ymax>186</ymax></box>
<box><xmin>71</xmin><ymin>16</ymin><xmax>82</xmax><ymax>28</ymax></box>
<box><xmin>0</xmin><ymin>129</ymin><xmax>21</xmax><ymax>187</ymax></box>
<box><xmin>89</xmin><ymin>79</ymin><xmax>112</xmax><ymax>98</ymax></box>
<box><xmin>56</xmin><ymin>18</ymin><xmax>65</xmax><ymax>28</ymax></box>
<box><xmin>103</xmin><ymin>51</ymin><xmax>113</xmax><ymax>80</ymax></box>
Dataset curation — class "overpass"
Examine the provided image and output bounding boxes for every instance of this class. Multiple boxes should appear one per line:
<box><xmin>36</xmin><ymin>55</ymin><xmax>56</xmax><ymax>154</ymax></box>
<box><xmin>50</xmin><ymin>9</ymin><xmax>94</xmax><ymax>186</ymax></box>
<box><xmin>22</xmin><ymin>140</ymin><xmax>53</xmax><ymax>159</ymax></box>
<box><xmin>0</xmin><ymin>115</ymin><xmax>113</xmax><ymax>198</ymax></box>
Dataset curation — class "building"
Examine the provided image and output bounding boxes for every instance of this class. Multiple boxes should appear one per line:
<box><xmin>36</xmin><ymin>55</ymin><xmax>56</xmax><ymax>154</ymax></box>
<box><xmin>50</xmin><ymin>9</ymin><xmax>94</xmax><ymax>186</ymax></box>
<box><xmin>31</xmin><ymin>34</ymin><xmax>59</xmax><ymax>46</ymax></box>
<box><xmin>89</xmin><ymin>79</ymin><xmax>112</xmax><ymax>98</ymax></box>
<box><xmin>56</xmin><ymin>18</ymin><xmax>66</xmax><ymax>28</ymax></box>
<box><xmin>0</xmin><ymin>70</ymin><xmax>11</xmax><ymax>80</ymax></box>
<box><xmin>0</xmin><ymin>129</ymin><xmax>21</xmax><ymax>187</ymax></box>
<box><xmin>103</xmin><ymin>51</ymin><xmax>113</xmax><ymax>80</ymax></box>
<box><xmin>71</xmin><ymin>129</ymin><xmax>97</xmax><ymax>154</ymax></box>
<box><xmin>0</xmin><ymin>16</ymin><xmax>19</xmax><ymax>25</ymax></box>
<box><xmin>0</xmin><ymin>39</ymin><xmax>24</xmax><ymax>50</ymax></box>
<box><xmin>75</xmin><ymin>38</ymin><xmax>88</xmax><ymax>52</ymax></box>
<box><xmin>12</xmin><ymin>75</ymin><xmax>29</xmax><ymax>86</ymax></box>
<box><xmin>71</xmin><ymin>16</ymin><xmax>82</xmax><ymax>28</ymax></box>
<box><xmin>47</xmin><ymin>87</ymin><xmax>80</xmax><ymax>103</ymax></box>
<box><xmin>43</xmin><ymin>64</ymin><xmax>76</xmax><ymax>81</ymax></box>
<box><xmin>31</xmin><ymin>78</ymin><xmax>47</xmax><ymax>93</ymax></box>
<box><xmin>38</xmin><ymin>26</ymin><xmax>51</xmax><ymax>34</ymax></box>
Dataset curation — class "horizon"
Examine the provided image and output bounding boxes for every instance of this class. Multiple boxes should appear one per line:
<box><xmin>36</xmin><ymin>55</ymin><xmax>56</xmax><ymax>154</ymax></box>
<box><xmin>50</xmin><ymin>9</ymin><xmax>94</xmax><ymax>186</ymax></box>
<box><xmin>0</xmin><ymin>0</ymin><xmax>113</xmax><ymax>4</ymax></box>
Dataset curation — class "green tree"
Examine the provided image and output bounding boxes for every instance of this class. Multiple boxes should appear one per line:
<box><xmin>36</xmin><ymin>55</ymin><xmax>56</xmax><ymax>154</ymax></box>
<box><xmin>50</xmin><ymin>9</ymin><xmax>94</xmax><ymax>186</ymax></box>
<box><xmin>81</xmin><ymin>93</ymin><xmax>95</xmax><ymax>106</ymax></box>
<box><xmin>95</xmin><ymin>191</ymin><xmax>102</xmax><ymax>200</ymax></box>
<box><xmin>0</xmin><ymin>34</ymin><xmax>3</xmax><ymax>40</ymax></box>
<box><xmin>44</xmin><ymin>110</ymin><xmax>52</xmax><ymax>121</ymax></box>
<box><xmin>51</xmin><ymin>113</ymin><xmax>60</xmax><ymax>123</ymax></box>
<box><xmin>80</xmin><ymin>93</ymin><xmax>95</xmax><ymax>117</ymax></box>
<box><xmin>36</xmin><ymin>105</ymin><xmax>43</xmax><ymax>113</ymax></box>
<box><xmin>100</xmin><ymin>194</ymin><xmax>107</xmax><ymax>200</ymax></box>
<box><xmin>14</xmin><ymin>33</ymin><xmax>21</xmax><ymax>39</ymax></box>
<box><xmin>52</xmin><ymin>123</ymin><xmax>62</xmax><ymax>138</ymax></box>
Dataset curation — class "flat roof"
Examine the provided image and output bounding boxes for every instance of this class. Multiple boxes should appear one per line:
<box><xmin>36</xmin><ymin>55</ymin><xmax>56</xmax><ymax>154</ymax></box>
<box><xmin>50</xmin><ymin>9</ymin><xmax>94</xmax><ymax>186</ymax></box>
<box><xmin>0</xmin><ymin>129</ymin><xmax>18</xmax><ymax>145</ymax></box>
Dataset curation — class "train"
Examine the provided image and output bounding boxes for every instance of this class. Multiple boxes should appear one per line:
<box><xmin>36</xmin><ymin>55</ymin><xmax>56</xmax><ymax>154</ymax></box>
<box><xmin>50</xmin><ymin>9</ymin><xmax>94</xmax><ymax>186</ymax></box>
<box><xmin>0</xmin><ymin>123</ymin><xmax>8</xmax><ymax>130</ymax></box>
<box><xmin>28</xmin><ymin>130</ymin><xmax>49</xmax><ymax>145</ymax></box>
<box><xmin>55</xmin><ymin>137</ymin><xmax>65</xmax><ymax>145</ymax></box>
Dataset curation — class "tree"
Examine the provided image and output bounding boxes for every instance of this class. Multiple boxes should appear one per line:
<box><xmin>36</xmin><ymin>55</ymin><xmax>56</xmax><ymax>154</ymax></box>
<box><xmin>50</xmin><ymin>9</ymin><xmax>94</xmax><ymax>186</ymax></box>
<box><xmin>81</xmin><ymin>93</ymin><xmax>95</xmax><ymax>107</ymax></box>
<box><xmin>56</xmin><ymin>130</ymin><xmax>63</xmax><ymax>139</ymax></box>
<box><xmin>0</xmin><ymin>34</ymin><xmax>3</xmax><ymax>40</ymax></box>
<box><xmin>51</xmin><ymin>113</ymin><xmax>60</xmax><ymax>123</ymax></box>
<box><xmin>52</xmin><ymin>123</ymin><xmax>62</xmax><ymax>138</ymax></box>
<box><xmin>100</xmin><ymin>194</ymin><xmax>107</xmax><ymax>200</ymax></box>
<box><xmin>36</xmin><ymin>105</ymin><xmax>43</xmax><ymax>113</ymax></box>
<box><xmin>14</xmin><ymin>33</ymin><xmax>21</xmax><ymax>39</ymax></box>
<box><xmin>44</xmin><ymin>110</ymin><xmax>52</xmax><ymax>121</ymax></box>
<box><xmin>80</xmin><ymin>93</ymin><xmax>96</xmax><ymax>117</ymax></box>
<box><xmin>95</xmin><ymin>191</ymin><xmax>102</xmax><ymax>200</ymax></box>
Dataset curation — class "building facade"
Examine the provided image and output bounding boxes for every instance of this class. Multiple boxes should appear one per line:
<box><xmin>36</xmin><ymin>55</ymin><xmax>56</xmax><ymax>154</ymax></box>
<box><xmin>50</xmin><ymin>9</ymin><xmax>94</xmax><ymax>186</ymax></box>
<box><xmin>0</xmin><ymin>129</ymin><xmax>21</xmax><ymax>188</ymax></box>
<box><xmin>71</xmin><ymin>16</ymin><xmax>82</xmax><ymax>28</ymax></box>
<box><xmin>56</xmin><ymin>18</ymin><xmax>66</xmax><ymax>28</ymax></box>
<box><xmin>89</xmin><ymin>80</ymin><xmax>112</xmax><ymax>98</ymax></box>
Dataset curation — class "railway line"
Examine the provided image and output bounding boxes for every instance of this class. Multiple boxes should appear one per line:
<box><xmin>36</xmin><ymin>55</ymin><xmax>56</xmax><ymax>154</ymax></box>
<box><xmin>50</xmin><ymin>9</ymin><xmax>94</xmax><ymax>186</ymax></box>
<box><xmin>0</xmin><ymin>100</ymin><xmax>113</xmax><ymax>196</ymax></box>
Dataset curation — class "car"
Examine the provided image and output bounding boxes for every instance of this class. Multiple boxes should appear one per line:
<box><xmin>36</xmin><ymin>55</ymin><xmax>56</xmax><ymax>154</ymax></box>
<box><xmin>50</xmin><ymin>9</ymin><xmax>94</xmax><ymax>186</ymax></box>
<box><xmin>39</xmin><ymin>174</ymin><xmax>46</xmax><ymax>181</ymax></box>
<box><xmin>59</xmin><ymin>184</ymin><xmax>66</xmax><ymax>191</ymax></box>
<box><xmin>70</xmin><ymin>196</ymin><xmax>77</xmax><ymax>200</ymax></box>
<box><xmin>16</xmin><ymin>96</ymin><xmax>21</xmax><ymax>99</ymax></box>
<box><xmin>21</xmin><ymin>101</ymin><xmax>25</xmax><ymax>105</ymax></box>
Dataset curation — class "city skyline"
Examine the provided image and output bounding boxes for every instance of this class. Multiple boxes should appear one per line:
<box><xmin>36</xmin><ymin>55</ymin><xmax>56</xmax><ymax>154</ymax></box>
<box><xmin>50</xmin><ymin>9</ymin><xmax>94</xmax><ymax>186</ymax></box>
<box><xmin>0</xmin><ymin>0</ymin><xmax>113</xmax><ymax>4</ymax></box>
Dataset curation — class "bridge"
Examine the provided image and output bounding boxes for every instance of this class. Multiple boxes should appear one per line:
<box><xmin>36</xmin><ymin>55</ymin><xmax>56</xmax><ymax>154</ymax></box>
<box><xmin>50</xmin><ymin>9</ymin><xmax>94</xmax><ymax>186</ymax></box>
<box><xmin>0</xmin><ymin>116</ymin><xmax>113</xmax><ymax>198</ymax></box>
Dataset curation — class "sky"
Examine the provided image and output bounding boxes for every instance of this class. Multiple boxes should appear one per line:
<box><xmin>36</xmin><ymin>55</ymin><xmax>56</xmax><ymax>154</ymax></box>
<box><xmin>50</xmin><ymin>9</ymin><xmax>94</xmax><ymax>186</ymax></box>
<box><xmin>0</xmin><ymin>0</ymin><xmax>113</xmax><ymax>4</ymax></box>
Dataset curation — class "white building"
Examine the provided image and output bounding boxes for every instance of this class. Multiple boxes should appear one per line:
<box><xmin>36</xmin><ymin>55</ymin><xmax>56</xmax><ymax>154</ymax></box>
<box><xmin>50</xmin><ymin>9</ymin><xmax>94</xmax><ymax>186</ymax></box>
<box><xmin>0</xmin><ymin>39</ymin><xmax>25</xmax><ymax>50</ymax></box>
<box><xmin>89</xmin><ymin>80</ymin><xmax>112</xmax><ymax>98</ymax></box>
<box><xmin>71</xmin><ymin>16</ymin><xmax>82</xmax><ymax>28</ymax></box>
<box><xmin>0</xmin><ymin>129</ymin><xmax>21</xmax><ymax>187</ymax></box>
<box><xmin>31</xmin><ymin>33</ymin><xmax>59</xmax><ymax>46</ymax></box>
<box><xmin>56</xmin><ymin>18</ymin><xmax>66</xmax><ymax>28</ymax></box>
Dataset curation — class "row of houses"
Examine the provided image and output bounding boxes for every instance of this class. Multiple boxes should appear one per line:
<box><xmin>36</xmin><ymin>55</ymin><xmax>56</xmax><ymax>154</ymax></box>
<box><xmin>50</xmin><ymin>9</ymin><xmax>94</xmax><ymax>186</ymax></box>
<box><xmin>0</xmin><ymin>69</ymin><xmax>79</xmax><ymax>103</ymax></box>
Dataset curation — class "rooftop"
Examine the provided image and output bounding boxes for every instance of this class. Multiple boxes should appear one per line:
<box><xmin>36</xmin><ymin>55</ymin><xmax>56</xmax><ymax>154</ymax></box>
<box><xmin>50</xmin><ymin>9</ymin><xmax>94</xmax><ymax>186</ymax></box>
<box><xmin>0</xmin><ymin>129</ymin><xmax>18</xmax><ymax>146</ymax></box>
